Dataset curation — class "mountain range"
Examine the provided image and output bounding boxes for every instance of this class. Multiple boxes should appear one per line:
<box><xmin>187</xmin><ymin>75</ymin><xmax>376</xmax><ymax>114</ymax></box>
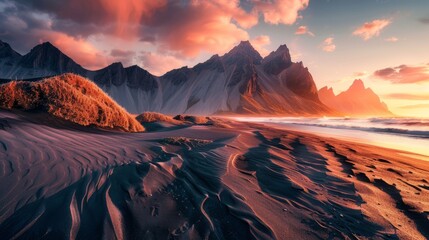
<box><xmin>319</xmin><ymin>79</ymin><xmax>392</xmax><ymax>116</ymax></box>
<box><xmin>0</xmin><ymin>40</ymin><xmax>390</xmax><ymax>116</ymax></box>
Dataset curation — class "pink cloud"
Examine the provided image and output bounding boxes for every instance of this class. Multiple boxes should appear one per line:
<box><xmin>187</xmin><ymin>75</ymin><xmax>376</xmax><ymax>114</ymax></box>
<box><xmin>140</xmin><ymin>1</ymin><xmax>256</xmax><ymax>57</ymax></box>
<box><xmin>295</xmin><ymin>25</ymin><xmax>314</xmax><ymax>36</ymax></box>
<box><xmin>34</xmin><ymin>30</ymin><xmax>112</xmax><ymax>70</ymax></box>
<box><xmin>373</xmin><ymin>63</ymin><xmax>429</xmax><ymax>83</ymax></box>
<box><xmin>253</xmin><ymin>0</ymin><xmax>309</xmax><ymax>25</ymax></box>
<box><xmin>99</xmin><ymin>0</ymin><xmax>167</xmax><ymax>38</ymax></box>
<box><xmin>250</xmin><ymin>35</ymin><xmax>271</xmax><ymax>56</ymax></box>
<box><xmin>353</xmin><ymin>19</ymin><xmax>391</xmax><ymax>40</ymax></box>
<box><xmin>4</xmin><ymin>0</ymin><xmax>311</xmax><ymax>73</ymax></box>
<box><xmin>139</xmin><ymin>51</ymin><xmax>184</xmax><ymax>76</ymax></box>
<box><xmin>321</xmin><ymin>37</ymin><xmax>336</xmax><ymax>52</ymax></box>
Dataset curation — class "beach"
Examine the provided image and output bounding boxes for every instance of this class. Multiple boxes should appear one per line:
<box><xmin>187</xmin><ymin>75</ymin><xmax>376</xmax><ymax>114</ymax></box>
<box><xmin>1</xmin><ymin>110</ymin><xmax>428</xmax><ymax>239</ymax></box>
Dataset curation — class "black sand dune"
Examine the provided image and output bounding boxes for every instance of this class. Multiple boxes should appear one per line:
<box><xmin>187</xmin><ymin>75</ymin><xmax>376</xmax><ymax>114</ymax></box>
<box><xmin>0</xmin><ymin>110</ymin><xmax>428</xmax><ymax>239</ymax></box>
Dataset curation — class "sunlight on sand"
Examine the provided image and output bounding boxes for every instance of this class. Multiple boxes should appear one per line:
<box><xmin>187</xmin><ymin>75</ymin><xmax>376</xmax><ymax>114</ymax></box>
<box><xmin>232</xmin><ymin>117</ymin><xmax>429</xmax><ymax>159</ymax></box>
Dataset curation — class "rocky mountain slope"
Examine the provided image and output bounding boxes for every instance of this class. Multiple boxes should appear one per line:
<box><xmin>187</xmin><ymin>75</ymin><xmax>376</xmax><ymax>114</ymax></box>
<box><xmin>319</xmin><ymin>79</ymin><xmax>392</xmax><ymax>116</ymax></box>
<box><xmin>0</xmin><ymin>40</ymin><xmax>332</xmax><ymax>115</ymax></box>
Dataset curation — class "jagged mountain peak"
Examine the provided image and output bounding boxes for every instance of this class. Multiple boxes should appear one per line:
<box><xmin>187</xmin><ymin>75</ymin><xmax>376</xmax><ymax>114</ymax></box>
<box><xmin>262</xmin><ymin>44</ymin><xmax>292</xmax><ymax>75</ymax></box>
<box><xmin>31</xmin><ymin>41</ymin><xmax>61</xmax><ymax>54</ymax></box>
<box><xmin>0</xmin><ymin>39</ymin><xmax>9</xmax><ymax>47</ymax></box>
<box><xmin>106</xmin><ymin>62</ymin><xmax>124</xmax><ymax>69</ymax></box>
<box><xmin>193</xmin><ymin>54</ymin><xmax>224</xmax><ymax>73</ymax></box>
<box><xmin>0</xmin><ymin>40</ymin><xmax>21</xmax><ymax>59</ymax></box>
<box><xmin>319</xmin><ymin>79</ymin><xmax>392</xmax><ymax>116</ymax></box>
<box><xmin>126</xmin><ymin>64</ymin><xmax>143</xmax><ymax>71</ymax></box>
<box><xmin>126</xmin><ymin>64</ymin><xmax>152</xmax><ymax>75</ymax></box>
<box><xmin>222</xmin><ymin>40</ymin><xmax>262</xmax><ymax>64</ymax></box>
<box><xmin>19</xmin><ymin>41</ymin><xmax>85</xmax><ymax>74</ymax></box>
<box><xmin>269</xmin><ymin>44</ymin><xmax>291</xmax><ymax>59</ymax></box>
<box><xmin>349</xmin><ymin>79</ymin><xmax>365</xmax><ymax>90</ymax></box>
<box><xmin>236</xmin><ymin>40</ymin><xmax>253</xmax><ymax>49</ymax></box>
<box><xmin>319</xmin><ymin>86</ymin><xmax>335</xmax><ymax>95</ymax></box>
<box><xmin>39</xmin><ymin>41</ymin><xmax>55</xmax><ymax>47</ymax></box>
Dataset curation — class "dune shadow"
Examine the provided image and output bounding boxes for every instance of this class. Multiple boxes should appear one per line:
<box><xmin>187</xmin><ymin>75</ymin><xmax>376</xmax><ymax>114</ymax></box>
<box><xmin>0</xmin><ymin>135</ymin><xmax>275</xmax><ymax>239</ymax></box>
<box><xmin>235</xmin><ymin>131</ymin><xmax>388</xmax><ymax>239</ymax></box>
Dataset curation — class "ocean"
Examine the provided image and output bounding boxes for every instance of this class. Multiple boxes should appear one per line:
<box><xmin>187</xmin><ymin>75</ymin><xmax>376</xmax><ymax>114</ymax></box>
<box><xmin>233</xmin><ymin>117</ymin><xmax>429</xmax><ymax>159</ymax></box>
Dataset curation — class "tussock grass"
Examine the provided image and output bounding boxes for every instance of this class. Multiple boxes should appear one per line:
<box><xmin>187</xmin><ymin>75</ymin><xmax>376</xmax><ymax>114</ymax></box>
<box><xmin>136</xmin><ymin>112</ymin><xmax>181</xmax><ymax>124</ymax></box>
<box><xmin>0</xmin><ymin>73</ymin><xmax>144</xmax><ymax>132</ymax></box>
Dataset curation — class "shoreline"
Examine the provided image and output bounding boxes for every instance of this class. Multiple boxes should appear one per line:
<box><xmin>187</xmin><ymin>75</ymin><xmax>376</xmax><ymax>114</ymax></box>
<box><xmin>229</xmin><ymin>117</ymin><xmax>429</xmax><ymax>159</ymax></box>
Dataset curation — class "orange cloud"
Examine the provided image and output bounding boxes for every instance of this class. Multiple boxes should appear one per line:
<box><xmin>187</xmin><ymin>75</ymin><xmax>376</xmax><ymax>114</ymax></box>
<box><xmin>374</xmin><ymin>63</ymin><xmax>429</xmax><ymax>83</ymax></box>
<box><xmin>353</xmin><ymin>19</ymin><xmax>391</xmax><ymax>40</ymax></box>
<box><xmin>398</xmin><ymin>104</ymin><xmax>429</xmax><ymax>109</ymax></box>
<box><xmin>384</xmin><ymin>93</ymin><xmax>429</xmax><ymax>100</ymax></box>
<box><xmin>5</xmin><ymin>0</ymin><xmax>311</xmax><ymax>72</ymax></box>
<box><xmin>139</xmin><ymin>51</ymin><xmax>184</xmax><ymax>76</ymax></box>
<box><xmin>295</xmin><ymin>25</ymin><xmax>314</xmax><ymax>36</ymax></box>
<box><xmin>253</xmin><ymin>0</ymin><xmax>309</xmax><ymax>25</ymax></box>
<box><xmin>145</xmin><ymin>1</ymin><xmax>253</xmax><ymax>57</ymax></box>
<box><xmin>250</xmin><ymin>35</ymin><xmax>271</xmax><ymax>56</ymax></box>
<box><xmin>214</xmin><ymin>0</ymin><xmax>259</xmax><ymax>28</ymax></box>
<box><xmin>321</xmin><ymin>37</ymin><xmax>336</xmax><ymax>52</ymax></box>
<box><xmin>385</xmin><ymin>37</ymin><xmax>398</xmax><ymax>42</ymax></box>
<box><xmin>99</xmin><ymin>0</ymin><xmax>167</xmax><ymax>38</ymax></box>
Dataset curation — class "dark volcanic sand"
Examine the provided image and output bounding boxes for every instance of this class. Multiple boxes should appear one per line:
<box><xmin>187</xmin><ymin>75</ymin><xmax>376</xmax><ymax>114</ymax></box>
<box><xmin>0</xmin><ymin>110</ymin><xmax>428</xmax><ymax>239</ymax></box>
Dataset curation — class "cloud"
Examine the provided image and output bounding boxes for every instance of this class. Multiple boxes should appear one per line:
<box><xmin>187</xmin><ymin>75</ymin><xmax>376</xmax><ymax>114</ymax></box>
<box><xmin>398</xmin><ymin>104</ymin><xmax>429</xmax><ymax>109</ymax></box>
<box><xmin>253</xmin><ymin>0</ymin><xmax>309</xmax><ymax>25</ymax></box>
<box><xmin>41</xmin><ymin>31</ymin><xmax>112</xmax><ymax>70</ymax></box>
<box><xmin>139</xmin><ymin>51</ymin><xmax>184</xmax><ymax>76</ymax></box>
<box><xmin>384</xmin><ymin>93</ymin><xmax>429</xmax><ymax>100</ymax></box>
<box><xmin>295</xmin><ymin>25</ymin><xmax>314</xmax><ymax>36</ymax></box>
<box><xmin>373</xmin><ymin>63</ymin><xmax>429</xmax><ymax>83</ymax></box>
<box><xmin>321</xmin><ymin>37</ymin><xmax>336</xmax><ymax>52</ymax></box>
<box><xmin>353</xmin><ymin>19</ymin><xmax>391</xmax><ymax>40</ymax></box>
<box><xmin>110</xmin><ymin>49</ymin><xmax>136</xmax><ymax>66</ymax></box>
<box><xmin>353</xmin><ymin>71</ymin><xmax>369</xmax><ymax>77</ymax></box>
<box><xmin>385</xmin><ymin>37</ymin><xmax>398</xmax><ymax>42</ymax></box>
<box><xmin>110</xmin><ymin>49</ymin><xmax>135</xmax><ymax>58</ymax></box>
<box><xmin>1</xmin><ymin>0</ymin><xmax>310</xmax><ymax>73</ymax></box>
<box><xmin>139</xmin><ymin>1</ymin><xmax>253</xmax><ymax>57</ymax></box>
<box><xmin>250</xmin><ymin>35</ymin><xmax>271</xmax><ymax>56</ymax></box>
<box><xmin>419</xmin><ymin>17</ymin><xmax>429</xmax><ymax>24</ymax></box>
<box><xmin>13</xmin><ymin>0</ymin><xmax>168</xmax><ymax>39</ymax></box>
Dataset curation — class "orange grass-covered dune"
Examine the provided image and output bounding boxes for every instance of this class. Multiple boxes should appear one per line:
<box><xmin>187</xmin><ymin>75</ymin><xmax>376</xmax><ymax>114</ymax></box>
<box><xmin>0</xmin><ymin>74</ymin><xmax>144</xmax><ymax>132</ymax></box>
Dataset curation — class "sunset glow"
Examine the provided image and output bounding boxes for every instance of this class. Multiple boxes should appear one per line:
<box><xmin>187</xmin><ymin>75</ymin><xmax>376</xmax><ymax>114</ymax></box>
<box><xmin>2</xmin><ymin>1</ymin><xmax>429</xmax><ymax>239</ymax></box>
<box><xmin>1</xmin><ymin>0</ymin><xmax>428</xmax><ymax>117</ymax></box>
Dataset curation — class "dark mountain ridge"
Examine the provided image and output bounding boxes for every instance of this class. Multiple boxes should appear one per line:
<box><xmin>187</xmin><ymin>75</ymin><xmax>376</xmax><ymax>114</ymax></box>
<box><xmin>0</xmin><ymin>40</ymin><xmax>343</xmax><ymax>115</ymax></box>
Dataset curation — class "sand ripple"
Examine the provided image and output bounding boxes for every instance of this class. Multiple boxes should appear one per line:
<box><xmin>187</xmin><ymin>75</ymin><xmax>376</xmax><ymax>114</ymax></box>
<box><xmin>0</xmin><ymin>110</ymin><xmax>428</xmax><ymax>239</ymax></box>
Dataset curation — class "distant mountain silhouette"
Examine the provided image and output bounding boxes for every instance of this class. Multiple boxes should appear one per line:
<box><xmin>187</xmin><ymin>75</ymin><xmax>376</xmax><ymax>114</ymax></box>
<box><xmin>319</xmin><ymin>79</ymin><xmax>392</xmax><ymax>116</ymax></box>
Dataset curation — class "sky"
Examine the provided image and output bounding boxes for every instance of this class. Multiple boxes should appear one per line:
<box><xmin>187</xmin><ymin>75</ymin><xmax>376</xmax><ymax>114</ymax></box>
<box><xmin>0</xmin><ymin>0</ymin><xmax>428</xmax><ymax>117</ymax></box>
